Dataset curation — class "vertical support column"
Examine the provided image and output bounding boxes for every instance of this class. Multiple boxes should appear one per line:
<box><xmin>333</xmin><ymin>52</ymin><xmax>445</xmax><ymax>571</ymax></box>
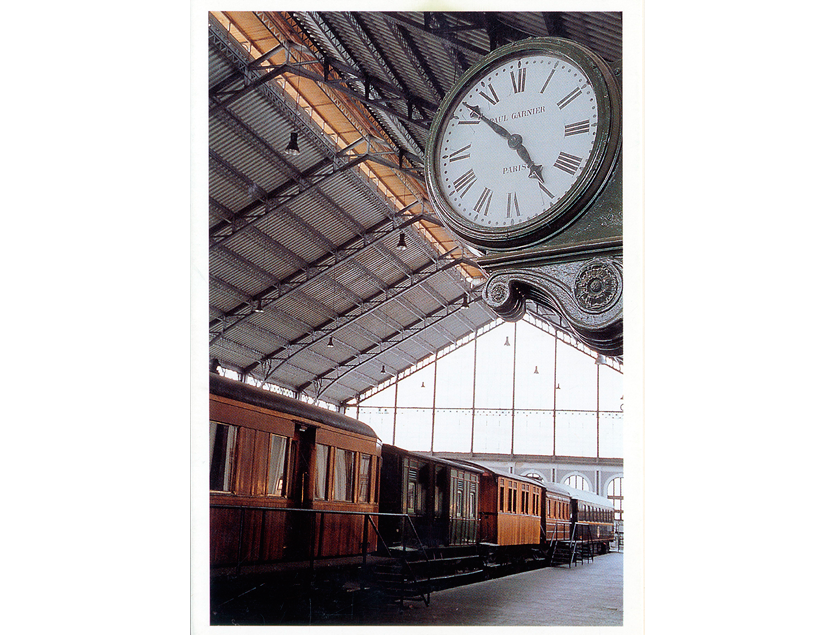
<box><xmin>430</xmin><ymin>356</ymin><xmax>438</xmax><ymax>452</ymax></box>
<box><xmin>392</xmin><ymin>373</ymin><xmax>399</xmax><ymax>446</ymax></box>
<box><xmin>596</xmin><ymin>358</ymin><xmax>601</xmax><ymax>459</ymax></box>
<box><xmin>470</xmin><ymin>327</ymin><xmax>478</xmax><ymax>454</ymax></box>
<box><xmin>510</xmin><ymin>321</ymin><xmax>517</xmax><ymax>456</ymax></box>
<box><xmin>553</xmin><ymin>334</ymin><xmax>558</xmax><ymax>457</ymax></box>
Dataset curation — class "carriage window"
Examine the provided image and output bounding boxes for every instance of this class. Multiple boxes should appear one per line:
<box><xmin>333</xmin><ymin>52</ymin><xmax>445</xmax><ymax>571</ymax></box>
<box><xmin>332</xmin><ymin>448</ymin><xmax>355</xmax><ymax>502</ymax></box>
<box><xmin>315</xmin><ymin>444</ymin><xmax>330</xmax><ymax>500</ymax></box>
<box><xmin>357</xmin><ymin>453</ymin><xmax>372</xmax><ymax>503</ymax></box>
<box><xmin>405</xmin><ymin>458</ymin><xmax>427</xmax><ymax>514</ymax></box>
<box><xmin>434</xmin><ymin>466</ymin><xmax>446</xmax><ymax>515</ymax></box>
<box><xmin>499</xmin><ymin>485</ymin><xmax>505</xmax><ymax>512</ymax></box>
<box><xmin>266</xmin><ymin>434</ymin><xmax>290</xmax><ymax>496</ymax></box>
<box><xmin>375</xmin><ymin>456</ymin><xmax>382</xmax><ymax>502</ymax></box>
<box><xmin>209</xmin><ymin>422</ymin><xmax>237</xmax><ymax>492</ymax></box>
<box><xmin>507</xmin><ymin>483</ymin><xmax>517</xmax><ymax>513</ymax></box>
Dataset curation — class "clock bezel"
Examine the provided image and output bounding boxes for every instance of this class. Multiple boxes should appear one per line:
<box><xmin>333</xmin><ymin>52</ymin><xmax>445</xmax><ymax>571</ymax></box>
<box><xmin>425</xmin><ymin>37</ymin><xmax>621</xmax><ymax>252</ymax></box>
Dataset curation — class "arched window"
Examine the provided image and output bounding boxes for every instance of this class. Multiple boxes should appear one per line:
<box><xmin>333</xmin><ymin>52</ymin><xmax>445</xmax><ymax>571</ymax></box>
<box><xmin>607</xmin><ymin>476</ymin><xmax>624</xmax><ymax>523</ymax></box>
<box><xmin>564</xmin><ymin>473</ymin><xmax>590</xmax><ymax>491</ymax></box>
<box><xmin>523</xmin><ymin>470</ymin><xmax>543</xmax><ymax>481</ymax></box>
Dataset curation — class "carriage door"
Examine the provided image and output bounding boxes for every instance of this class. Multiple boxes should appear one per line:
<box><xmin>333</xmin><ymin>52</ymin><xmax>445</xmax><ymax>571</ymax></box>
<box><xmin>287</xmin><ymin>423</ymin><xmax>316</xmax><ymax>559</ymax></box>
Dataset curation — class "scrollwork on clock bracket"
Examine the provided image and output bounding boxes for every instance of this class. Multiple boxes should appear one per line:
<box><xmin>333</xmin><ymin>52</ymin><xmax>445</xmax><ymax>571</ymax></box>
<box><xmin>482</xmin><ymin>257</ymin><xmax>622</xmax><ymax>354</ymax></box>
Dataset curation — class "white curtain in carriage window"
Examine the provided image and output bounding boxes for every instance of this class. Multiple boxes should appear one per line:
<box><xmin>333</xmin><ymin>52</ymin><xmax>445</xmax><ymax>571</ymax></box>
<box><xmin>332</xmin><ymin>448</ymin><xmax>355</xmax><ymax>502</ymax></box>
<box><xmin>357</xmin><ymin>454</ymin><xmax>372</xmax><ymax>503</ymax></box>
<box><xmin>315</xmin><ymin>444</ymin><xmax>330</xmax><ymax>500</ymax></box>
<box><xmin>266</xmin><ymin>434</ymin><xmax>290</xmax><ymax>496</ymax></box>
<box><xmin>209</xmin><ymin>421</ymin><xmax>237</xmax><ymax>492</ymax></box>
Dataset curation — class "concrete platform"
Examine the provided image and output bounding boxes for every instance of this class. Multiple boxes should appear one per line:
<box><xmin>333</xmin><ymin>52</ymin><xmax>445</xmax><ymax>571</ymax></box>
<box><xmin>356</xmin><ymin>551</ymin><xmax>623</xmax><ymax>626</ymax></box>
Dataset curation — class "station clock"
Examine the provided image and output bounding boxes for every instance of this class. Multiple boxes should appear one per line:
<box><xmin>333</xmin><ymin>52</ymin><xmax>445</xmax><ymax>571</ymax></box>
<box><xmin>425</xmin><ymin>37</ymin><xmax>623</xmax><ymax>356</ymax></box>
<box><xmin>425</xmin><ymin>37</ymin><xmax>621</xmax><ymax>252</ymax></box>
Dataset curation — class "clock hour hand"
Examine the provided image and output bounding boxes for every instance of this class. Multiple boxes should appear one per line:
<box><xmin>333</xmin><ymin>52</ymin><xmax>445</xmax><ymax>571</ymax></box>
<box><xmin>508</xmin><ymin>134</ymin><xmax>545</xmax><ymax>183</ymax></box>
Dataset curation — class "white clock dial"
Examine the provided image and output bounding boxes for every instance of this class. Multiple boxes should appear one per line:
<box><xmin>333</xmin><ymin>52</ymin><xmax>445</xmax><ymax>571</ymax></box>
<box><xmin>435</xmin><ymin>53</ymin><xmax>599</xmax><ymax>229</ymax></box>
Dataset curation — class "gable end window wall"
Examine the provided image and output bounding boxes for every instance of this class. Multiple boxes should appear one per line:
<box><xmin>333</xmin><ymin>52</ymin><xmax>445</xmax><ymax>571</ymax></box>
<box><xmin>348</xmin><ymin>318</ymin><xmax>623</xmax><ymax>459</ymax></box>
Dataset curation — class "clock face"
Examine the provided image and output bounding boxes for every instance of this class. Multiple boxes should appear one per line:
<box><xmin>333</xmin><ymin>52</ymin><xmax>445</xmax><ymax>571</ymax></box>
<box><xmin>426</xmin><ymin>39</ymin><xmax>620</xmax><ymax>250</ymax></box>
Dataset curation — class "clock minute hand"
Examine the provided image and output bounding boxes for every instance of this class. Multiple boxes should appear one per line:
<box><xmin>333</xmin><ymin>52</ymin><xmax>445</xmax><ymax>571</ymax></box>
<box><xmin>463</xmin><ymin>102</ymin><xmax>510</xmax><ymax>139</ymax></box>
<box><xmin>463</xmin><ymin>102</ymin><xmax>544</xmax><ymax>182</ymax></box>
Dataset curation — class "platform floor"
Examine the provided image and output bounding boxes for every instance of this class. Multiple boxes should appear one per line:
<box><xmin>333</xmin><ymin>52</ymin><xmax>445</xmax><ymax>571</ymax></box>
<box><xmin>355</xmin><ymin>551</ymin><xmax>623</xmax><ymax>626</ymax></box>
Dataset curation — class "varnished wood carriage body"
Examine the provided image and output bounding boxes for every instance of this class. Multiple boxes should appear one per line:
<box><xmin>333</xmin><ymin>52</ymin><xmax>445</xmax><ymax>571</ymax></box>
<box><xmin>209</xmin><ymin>374</ymin><xmax>381</xmax><ymax>576</ymax></box>
<box><xmin>477</xmin><ymin>467</ymin><xmax>545</xmax><ymax>547</ymax></box>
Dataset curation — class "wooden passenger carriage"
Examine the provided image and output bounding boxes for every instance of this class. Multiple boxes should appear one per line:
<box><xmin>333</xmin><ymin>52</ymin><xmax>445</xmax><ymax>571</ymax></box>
<box><xmin>378</xmin><ymin>445</ymin><xmax>484</xmax><ymax>549</ymax></box>
<box><xmin>209</xmin><ymin>374</ymin><xmax>382</xmax><ymax>575</ymax></box>
<box><xmin>568</xmin><ymin>487</ymin><xmax>615</xmax><ymax>551</ymax></box>
<box><xmin>477</xmin><ymin>466</ymin><xmax>544</xmax><ymax>547</ymax></box>
<box><xmin>543</xmin><ymin>480</ymin><xmax>573</xmax><ymax>542</ymax></box>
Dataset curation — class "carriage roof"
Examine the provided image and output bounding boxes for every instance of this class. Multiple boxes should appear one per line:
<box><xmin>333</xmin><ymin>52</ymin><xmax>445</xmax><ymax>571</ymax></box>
<box><xmin>210</xmin><ymin>373</ymin><xmax>378</xmax><ymax>439</ymax></box>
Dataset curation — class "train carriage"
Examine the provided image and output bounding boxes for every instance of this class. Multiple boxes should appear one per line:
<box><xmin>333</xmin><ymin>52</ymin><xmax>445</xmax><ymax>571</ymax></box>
<box><xmin>560</xmin><ymin>484</ymin><xmax>615</xmax><ymax>554</ymax></box>
<box><xmin>378</xmin><ymin>445</ymin><xmax>484</xmax><ymax>550</ymax></box>
<box><xmin>476</xmin><ymin>466</ymin><xmax>545</xmax><ymax>548</ymax></box>
<box><xmin>543</xmin><ymin>480</ymin><xmax>573</xmax><ymax>543</ymax></box>
<box><xmin>209</xmin><ymin>374</ymin><xmax>382</xmax><ymax>576</ymax></box>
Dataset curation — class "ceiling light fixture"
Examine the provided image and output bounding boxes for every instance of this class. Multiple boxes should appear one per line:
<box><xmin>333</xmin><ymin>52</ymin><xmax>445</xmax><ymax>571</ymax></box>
<box><xmin>253</xmin><ymin>299</ymin><xmax>264</xmax><ymax>313</ymax></box>
<box><xmin>284</xmin><ymin>131</ymin><xmax>300</xmax><ymax>155</ymax></box>
<box><xmin>396</xmin><ymin>232</ymin><xmax>407</xmax><ymax>251</ymax></box>
<box><xmin>327</xmin><ymin>336</ymin><xmax>334</xmax><ymax>348</ymax></box>
<box><xmin>504</xmin><ymin>336</ymin><xmax>510</xmax><ymax>347</ymax></box>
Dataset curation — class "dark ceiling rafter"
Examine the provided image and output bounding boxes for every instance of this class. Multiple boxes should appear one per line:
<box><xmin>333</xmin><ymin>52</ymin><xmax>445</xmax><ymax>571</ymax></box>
<box><xmin>249</xmin><ymin>255</ymin><xmax>477</xmax><ymax>382</ymax></box>
<box><xmin>343</xmin><ymin>11</ymin><xmax>431</xmax><ymax>133</ymax></box>
<box><xmin>389</xmin><ymin>21</ymin><xmax>446</xmax><ymax>104</ymax></box>
<box><xmin>212</xmin><ymin>106</ymin><xmax>372</xmax><ymax>240</ymax></box>
<box><xmin>210</xmin><ymin>16</ymin><xmax>421</xmax><ymax>226</ymax></box>
<box><xmin>428</xmin><ymin>13</ymin><xmax>472</xmax><ymax>78</ymax></box>
<box><xmin>483</xmin><ymin>13</ymin><xmax>529</xmax><ymax>51</ymax></box>
<box><xmin>302</xmin><ymin>293</ymin><xmax>476</xmax><ymax>399</ymax></box>
<box><xmin>210</xmin><ymin>150</ymin><xmax>366</xmax><ymax>248</ymax></box>
<box><xmin>210</xmin><ymin>210</ymin><xmax>426</xmax><ymax>343</ymax></box>
<box><xmin>381</xmin><ymin>12</ymin><xmax>489</xmax><ymax>58</ymax></box>
<box><xmin>288</xmin><ymin>10</ymin><xmax>430</xmax><ymax>159</ymax></box>
<box><xmin>542</xmin><ymin>12</ymin><xmax>569</xmax><ymax>38</ymax></box>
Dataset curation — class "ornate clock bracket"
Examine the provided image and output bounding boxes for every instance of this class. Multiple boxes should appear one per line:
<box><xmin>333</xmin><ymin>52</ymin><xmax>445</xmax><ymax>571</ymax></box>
<box><xmin>481</xmin><ymin>254</ymin><xmax>623</xmax><ymax>356</ymax></box>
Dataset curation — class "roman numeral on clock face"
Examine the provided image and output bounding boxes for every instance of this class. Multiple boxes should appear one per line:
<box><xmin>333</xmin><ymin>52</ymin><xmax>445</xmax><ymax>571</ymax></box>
<box><xmin>506</xmin><ymin>192</ymin><xmax>521</xmax><ymax>218</ymax></box>
<box><xmin>447</xmin><ymin>144</ymin><xmax>471</xmax><ymax>162</ymax></box>
<box><xmin>553</xmin><ymin>152</ymin><xmax>582</xmax><ymax>175</ymax></box>
<box><xmin>453</xmin><ymin>169</ymin><xmax>477</xmax><ymax>197</ymax></box>
<box><xmin>477</xmin><ymin>83</ymin><xmax>499</xmax><ymax>105</ymax></box>
<box><xmin>540</xmin><ymin>63</ymin><xmax>559</xmax><ymax>93</ymax></box>
<box><xmin>557</xmin><ymin>86</ymin><xmax>583</xmax><ymax>109</ymax></box>
<box><xmin>564</xmin><ymin>120</ymin><xmax>590</xmax><ymax>136</ymax></box>
<box><xmin>473</xmin><ymin>187</ymin><xmax>493</xmax><ymax>215</ymax></box>
<box><xmin>511</xmin><ymin>68</ymin><xmax>527</xmax><ymax>93</ymax></box>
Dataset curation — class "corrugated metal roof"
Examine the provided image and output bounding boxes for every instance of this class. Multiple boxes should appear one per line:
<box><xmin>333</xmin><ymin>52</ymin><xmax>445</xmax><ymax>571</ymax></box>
<box><xmin>207</xmin><ymin>10</ymin><xmax>622</xmax><ymax>407</ymax></box>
